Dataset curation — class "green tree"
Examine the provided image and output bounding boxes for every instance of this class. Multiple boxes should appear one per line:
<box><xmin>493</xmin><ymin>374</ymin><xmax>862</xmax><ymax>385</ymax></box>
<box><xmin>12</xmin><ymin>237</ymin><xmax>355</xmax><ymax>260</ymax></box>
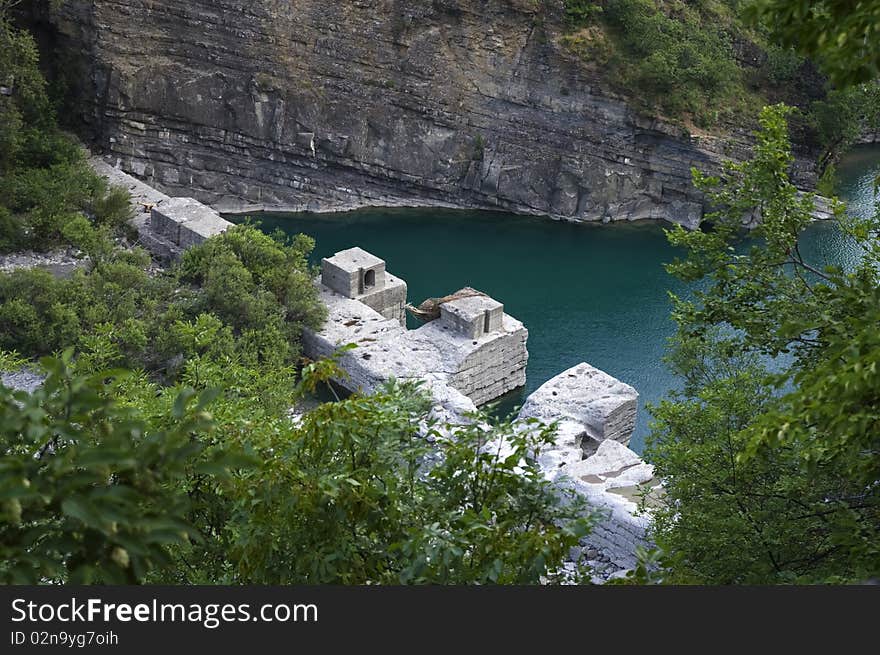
<box><xmin>217</xmin><ymin>378</ymin><xmax>595</xmax><ymax>585</ymax></box>
<box><xmin>648</xmin><ymin>104</ymin><xmax>880</xmax><ymax>583</ymax></box>
<box><xmin>0</xmin><ymin>224</ymin><xmax>326</xmax><ymax>380</ymax></box>
<box><xmin>809</xmin><ymin>82</ymin><xmax>880</xmax><ymax>172</ymax></box>
<box><xmin>0</xmin><ymin>352</ymin><xmax>220</xmax><ymax>584</ymax></box>
<box><xmin>746</xmin><ymin>0</ymin><xmax>880</xmax><ymax>87</ymax></box>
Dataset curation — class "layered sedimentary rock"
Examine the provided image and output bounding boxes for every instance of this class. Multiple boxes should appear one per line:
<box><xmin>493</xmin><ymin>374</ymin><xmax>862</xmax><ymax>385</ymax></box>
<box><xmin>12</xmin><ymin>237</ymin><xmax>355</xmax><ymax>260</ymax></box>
<box><xmin>42</xmin><ymin>0</ymin><xmax>790</xmax><ymax>229</ymax></box>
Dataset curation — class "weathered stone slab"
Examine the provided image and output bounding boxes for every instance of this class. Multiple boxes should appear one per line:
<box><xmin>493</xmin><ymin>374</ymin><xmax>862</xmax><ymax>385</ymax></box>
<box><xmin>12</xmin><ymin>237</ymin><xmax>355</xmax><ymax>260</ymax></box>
<box><xmin>414</xmin><ymin>310</ymin><xmax>528</xmax><ymax>406</ymax></box>
<box><xmin>562</xmin><ymin>439</ymin><xmax>654</xmax><ymax>490</ymax></box>
<box><xmin>321</xmin><ymin>247</ymin><xmax>387</xmax><ymax>298</ymax></box>
<box><xmin>515</xmin><ymin>363</ymin><xmax>651</xmax><ymax>569</ymax></box>
<box><xmin>518</xmin><ymin>362</ymin><xmax>638</xmax><ymax>448</ymax></box>
<box><xmin>150</xmin><ymin>197</ymin><xmax>232</xmax><ymax>249</ymax></box>
<box><xmin>440</xmin><ymin>295</ymin><xmax>504</xmax><ymax>339</ymax></box>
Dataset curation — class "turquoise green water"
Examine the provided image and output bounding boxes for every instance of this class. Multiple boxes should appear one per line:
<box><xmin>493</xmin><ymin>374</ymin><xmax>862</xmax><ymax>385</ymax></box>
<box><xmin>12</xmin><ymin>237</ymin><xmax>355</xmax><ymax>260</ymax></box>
<box><xmin>235</xmin><ymin>145</ymin><xmax>878</xmax><ymax>453</ymax></box>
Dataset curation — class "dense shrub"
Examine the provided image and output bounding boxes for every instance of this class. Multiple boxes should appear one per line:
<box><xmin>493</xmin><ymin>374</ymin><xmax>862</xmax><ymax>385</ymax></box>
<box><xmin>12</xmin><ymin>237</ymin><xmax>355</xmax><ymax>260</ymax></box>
<box><xmin>601</xmin><ymin>0</ymin><xmax>739</xmax><ymax>119</ymax></box>
<box><xmin>0</xmin><ymin>355</ymin><xmax>217</xmax><ymax>584</ymax></box>
<box><xmin>0</xmin><ymin>16</ymin><xmax>132</xmax><ymax>253</ymax></box>
<box><xmin>0</xmin><ymin>225</ymin><xmax>326</xmax><ymax>382</ymax></box>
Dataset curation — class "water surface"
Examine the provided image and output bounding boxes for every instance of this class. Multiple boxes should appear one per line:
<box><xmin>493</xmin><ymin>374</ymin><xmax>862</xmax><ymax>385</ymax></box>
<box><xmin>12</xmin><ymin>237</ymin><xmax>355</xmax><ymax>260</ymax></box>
<box><xmin>236</xmin><ymin>145</ymin><xmax>879</xmax><ymax>453</ymax></box>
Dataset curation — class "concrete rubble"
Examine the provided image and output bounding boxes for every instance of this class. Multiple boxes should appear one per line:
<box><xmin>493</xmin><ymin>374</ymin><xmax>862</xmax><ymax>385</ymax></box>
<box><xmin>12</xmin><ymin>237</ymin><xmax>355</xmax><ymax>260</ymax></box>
<box><xmin>514</xmin><ymin>364</ymin><xmax>653</xmax><ymax>571</ymax></box>
<box><xmin>1</xmin><ymin>370</ymin><xmax>46</xmax><ymax>394</ymax></box>
<box><xmin>519</xmin><ymin>362</ymin><xmax>639</xmax><ymax>452</ymax></box>
<box><xmin>150</xmin><ymin>197</ymin><xmax>232</xmax><ymax>250</ymax></box>
<box><xmin>305</xmin><ymin>247</ymin><xmax>654</xmax><ymax>571</ymax></box>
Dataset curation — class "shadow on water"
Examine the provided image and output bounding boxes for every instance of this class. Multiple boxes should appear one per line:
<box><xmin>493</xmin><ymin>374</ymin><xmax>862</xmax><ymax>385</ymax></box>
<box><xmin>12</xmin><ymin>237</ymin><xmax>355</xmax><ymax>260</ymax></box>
<box><xmin>228</xmin><ymin>146</ymin><xmax>879</xmax><ymax>454</ymax></box>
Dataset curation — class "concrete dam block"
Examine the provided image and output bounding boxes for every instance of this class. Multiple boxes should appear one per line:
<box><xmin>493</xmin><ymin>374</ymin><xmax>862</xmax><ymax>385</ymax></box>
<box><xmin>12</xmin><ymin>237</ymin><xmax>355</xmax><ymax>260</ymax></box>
<box><xmin>439</xmin><ymin>295</ymin><xmax>504</xmax><ymax>339</ymax></box>
<box><xmin>518</xmin><ymin>362</ymin><xmax>639</xmax><ymax>451</ymax></box>
<box><xmin>306</xmin><ymin>247</ymin><xmax>528</xmax><ymax>407</ymax></box>
<box><xmin>150</xmin><ymin>197</ymin><xmax>232</xmax><ymax>249</ymax></box>
<box><xmin>321</xmin><ymin>247</ymin><xmax>407</xmax><ymax>325</ymax></box>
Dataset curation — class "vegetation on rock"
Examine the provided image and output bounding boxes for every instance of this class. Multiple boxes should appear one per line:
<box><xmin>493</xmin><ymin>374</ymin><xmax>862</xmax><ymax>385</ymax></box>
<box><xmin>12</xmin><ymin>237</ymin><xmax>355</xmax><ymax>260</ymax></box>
<box><xmin>560</xmin><ymin>0</ymin><xmax>880</xmax><ymax>170</ymax></box>
<box><xmin>745</xmin><ymin>0</ymin><xmax>880</xmax><ymax>88</ymax></box>
<box><xmin>0</xmin><ymin>7</ymin><xmax>130</xmax><ymax>253</ymax></box>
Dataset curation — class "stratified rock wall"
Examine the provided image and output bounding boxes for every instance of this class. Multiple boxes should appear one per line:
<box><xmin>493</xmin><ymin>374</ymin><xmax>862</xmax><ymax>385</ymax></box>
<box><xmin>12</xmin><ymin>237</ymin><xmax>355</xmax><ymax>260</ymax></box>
<box><xmin>46</xmin><ymin>0</ymin><xmax>763</xmax><ymax>228</ymax></box>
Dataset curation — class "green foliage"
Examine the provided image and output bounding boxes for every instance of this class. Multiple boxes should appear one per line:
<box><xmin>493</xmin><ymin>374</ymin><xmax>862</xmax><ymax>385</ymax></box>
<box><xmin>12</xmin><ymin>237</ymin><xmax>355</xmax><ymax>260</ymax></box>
<box><xmin>0</xmin><ymin>353</ymin><xmax>217</xmax><ymax>584</ymax></box>
<box><xmin>607</xmin><ymin>0</ymin><xmax>739</xmax><ymax>119</ymax></box>
<box><xmin>0</xmin><ymin>13</ymin><xmax>132</xmax><ymax>253</ymax></box>
<box><xmin>563</xmin><ymin>0</ymin><xmax>741</xmax><ymax>123</ymax></box>
<box><xmin>816</xmin><ymin>162</ymin><xmax>837</xmax><ymax>197</ymax></box>
<box><xmin>0</xmin><ymin>224</ymin><xmax>326</xmax><ymax>381</ymax></box>
<box><xmin>178</xmin><ymin>226</ymin><xmax>325</xmax><ymax>363</ymax></box>
<box><xmin>559</xmin><ymin>0</ymin><xmax>880</xmax><ymax>140</ymax></box>
<box><xmin>745</xmin><ymin>0</ymin><xmax>880</xmax><ymax>87</ymax></box>
<box><xmin>221</xmin><ymin>381</ymin><xmax>594</xmax><ymax>585</ymax></box>
<box><xmin>761</xmin><ymin>44</ymin><xmax>804</xmax><ymax>85</ymax></box>
<box><xmin>809</xmin><ymin>83</ymin><xmax>880</xmax><ymax>168</ymax></box>
<box><xmin>402</xmin><ymin>413</ymin><xmax>595</xmax><ymax>584</ymax></box>
<box><xmin>1</xmin><ymin>351</ymin><xmax>596</xmax><ymax>585</ymax></box>
<box><xmin>564</xmin><ymin>0</ymin><xmax>603</xmax><ymax>25</ymax></box>
<box><xmin>649</xmin><ymin>104</ymin><xmax>880</xmax><ymax>583</ymax></box>
<box><xmin>0</xmin><ymin>11</ymin><xmax>53</xmax><ymax>170</ymax></box>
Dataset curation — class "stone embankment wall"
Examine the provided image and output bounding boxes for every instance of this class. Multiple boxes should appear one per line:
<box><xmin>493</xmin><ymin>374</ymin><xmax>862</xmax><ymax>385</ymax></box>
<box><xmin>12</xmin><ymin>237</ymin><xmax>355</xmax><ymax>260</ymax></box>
<box><xmin>0</xmin><ymin>159</ymin><xmax>230</xmax><ymax>280</ymax></box>
<box><xmin>91</xmin><ymin>157</ymin><xmax>232</xmax><ymax>260</ymax></box>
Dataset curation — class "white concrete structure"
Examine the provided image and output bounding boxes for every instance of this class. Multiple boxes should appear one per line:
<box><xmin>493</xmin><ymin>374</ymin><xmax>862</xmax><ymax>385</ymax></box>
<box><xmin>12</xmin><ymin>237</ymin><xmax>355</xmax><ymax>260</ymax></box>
<box><xmin>321</xmin><ymin>247</ymin><xmax>408</xmax><ymax>325</ymax></box>
<box><xmin>303</xmin><ymin>269</ymin><xmax>528</xmax><ymax>406</ymax></box>
<box><xmin>150</xmin><ymin>197</ymin><xmax>232</xmax><ymax>249</ymax></box>
<box><xmin>519</xmin><ymin>362</ymin><xmax>639</xmax><ymax>452</ymax></box>
<box><xmin>516</xmin><ymin>364</ymin><xmax>654</xmax><ymax>570</ymax></box>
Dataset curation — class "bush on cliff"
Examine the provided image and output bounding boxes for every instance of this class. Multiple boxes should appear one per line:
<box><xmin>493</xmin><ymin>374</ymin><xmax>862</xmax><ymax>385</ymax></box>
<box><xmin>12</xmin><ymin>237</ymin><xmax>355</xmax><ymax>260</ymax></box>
<box><xmin>562</xmin><ymin>0</ymin><xmax>741</xmax><ymax>124</ymax></box>
<box><xmin>0</xmin><ymin>11</ymin><xmax>132</xmax><ymax>253</ymax></box>
<box><xmin>560</xmin><ymin>0</ymin><xmax>880</xmax><ymax>160</ymax></box>
<box><xmin>746</xmin><ymin>0</ymin><xmax>880</xmax><ymax>87</ymax></box>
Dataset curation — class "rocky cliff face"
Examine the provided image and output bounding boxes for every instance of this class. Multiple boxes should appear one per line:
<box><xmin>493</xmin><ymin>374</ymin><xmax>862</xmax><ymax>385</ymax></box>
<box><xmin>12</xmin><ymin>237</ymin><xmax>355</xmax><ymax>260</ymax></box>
<box><xmin>45</xmin><ymin>0</ymin><xmax>796</xmax><ymax>228</ymax></box>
